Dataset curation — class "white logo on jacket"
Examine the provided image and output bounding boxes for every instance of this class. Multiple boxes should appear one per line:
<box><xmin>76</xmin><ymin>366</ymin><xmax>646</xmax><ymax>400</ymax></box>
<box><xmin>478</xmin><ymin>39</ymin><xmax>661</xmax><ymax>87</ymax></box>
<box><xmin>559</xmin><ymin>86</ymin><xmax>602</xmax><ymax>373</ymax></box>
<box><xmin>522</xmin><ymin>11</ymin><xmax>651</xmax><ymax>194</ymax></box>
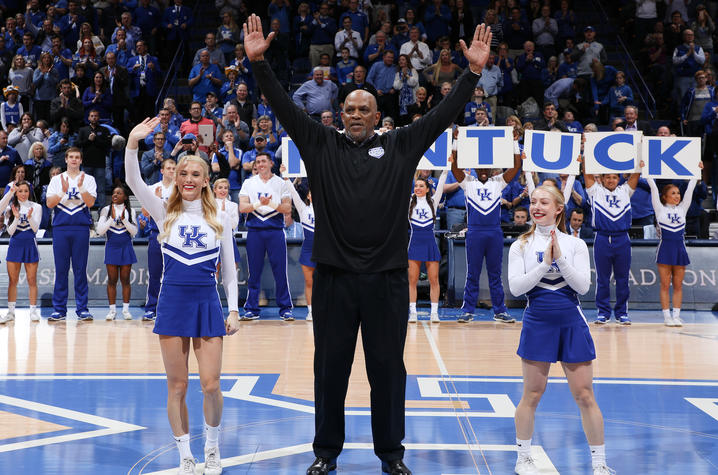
<box><xmin>368</xmin><ymin>147</ymin><xmax>385</xmax><ymax>158</ymax></box>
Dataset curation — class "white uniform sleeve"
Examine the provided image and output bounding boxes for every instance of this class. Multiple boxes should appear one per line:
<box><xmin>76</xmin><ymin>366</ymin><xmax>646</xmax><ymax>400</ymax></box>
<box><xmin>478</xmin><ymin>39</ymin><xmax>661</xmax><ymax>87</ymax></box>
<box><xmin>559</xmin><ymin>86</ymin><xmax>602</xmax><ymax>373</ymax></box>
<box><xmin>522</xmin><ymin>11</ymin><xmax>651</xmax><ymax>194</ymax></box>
<box><xmin>122</xmin><ymin>208</ymin><xmax>138</xmax><ymax>237</ymax></box>
<box><xmin>280</xmin><ymin>178</ymin><xmax>292</xmax><ymax>199</ymax></box>
<box><xmin>507</xmin><ymin>240</ymin><xmax>551</xmax><ymax>297</ymax></box>
<box><xmin>80</xmin><ymin>172</ymin><xmax>97</xmax><ymax>197</ymax></box>
<box><xmin>7</xmin><ymin>212</ymin><xmax>18</xmax><ymax>235</ymax></box>
<box><xmin>432</xmin><ymin>170</ymin><xmax>449</xmax><ymax>209</ymax></box>
<box><xmin>646</xmin><ymin>177</ymin><xmax>663</xmax><ymax>215</ymax></box>
<box><xmin>0</xmin><ymin>187</ymin><xmax>14</xmax><ymax>210</ymax></box>
<box><xmin>287</xmin><ymin>180</ymin><xmax>307</xmax><ymax>215</ymax></box>
<box><xmin>563</xmin><ymin>174</ymin><xmax>575</xmax><ymax>205</ymax></box>
<box><xmin>555</xmin><ymin>237</ymin><xmax>591</xmax><ymax>295</ymax></box>
<box><xmin>95</xmin><ymin>206</ymin><xmax>112</xmax><ymax>236</ymax></box>
<box><xmin>28</xmin><ymin>203</ymin><xmax>42</xmax><ymax>232</ymax></box>
<box><xmin>525</xmin><ymin>170</ymin><xmax>535</xmax><ymax>196</ymax></box>
<box><xmin>679</xmin><ymin>178</ymin><xmax>697</xmax><ymax>214</ymax></box>
<box><xmin>125</xmin><ymin>147</ymin><xmax>166</xmax><ymax>225</ymax></box>
<box><xmin>47</xmin><ymin>174</ymin><xmax>62</xmax><ymax>198</ymax></box>
<box><xmin>585</xmin><ymin>181</ymin><xmax>599</xmax><ymax>200</ymax></box>
<box><xmin>219</xmin><ymin>213</ymin><xmax>238</xmax><ymax>313</ymax></box>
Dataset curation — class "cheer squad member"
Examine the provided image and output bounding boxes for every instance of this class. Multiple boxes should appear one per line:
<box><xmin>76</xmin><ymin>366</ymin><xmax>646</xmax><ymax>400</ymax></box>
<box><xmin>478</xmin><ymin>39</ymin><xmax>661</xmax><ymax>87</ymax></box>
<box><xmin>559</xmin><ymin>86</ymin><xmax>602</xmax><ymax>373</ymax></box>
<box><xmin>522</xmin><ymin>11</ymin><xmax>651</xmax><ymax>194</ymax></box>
<box><xmin>508</xmin><ymin>184</ymin><xmax>614</xmax><ymax>475</ymax></box>
<box><xmin>125</xmin><ymin>118</ymin><xmax>239</xmax><ymax>475</ymax></box>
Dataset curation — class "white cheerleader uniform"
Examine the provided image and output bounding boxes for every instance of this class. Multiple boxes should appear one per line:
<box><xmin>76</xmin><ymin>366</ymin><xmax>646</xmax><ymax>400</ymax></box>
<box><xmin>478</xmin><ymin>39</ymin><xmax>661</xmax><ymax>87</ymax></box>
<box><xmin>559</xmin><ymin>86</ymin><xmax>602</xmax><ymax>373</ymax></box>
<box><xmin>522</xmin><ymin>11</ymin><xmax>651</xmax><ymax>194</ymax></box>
<box><xmin>125</xmin><ymin>148</ymin><xmax>238</xmax><ymax>337</ymax></box>
<box><xmin>0</xmin><ymin>191</ymin><xmax>42</xmax><ymax>263</ymax></box>
<box><xmin>96</xmin><ymin>204</ymin><xmax>138</xmax><ymax>266</ymax></box>
<box><xmin>648</xmin><ymin>177</ymin><xmax>696</xmax><ymax>266</ymax></box>
<box><xmin>287</xmin><ymin>182</ymin><xmax>315</xmax><ymax>267</ymax></box>
<box><xmin>508</xmin><ymin>225</ymin><xmax>595</xmax><ymax>363</ymax></box>
<box><xmin>407</xmin><ymin>170</ymin><xmax>448</xmax><ymax>262</ymax></box>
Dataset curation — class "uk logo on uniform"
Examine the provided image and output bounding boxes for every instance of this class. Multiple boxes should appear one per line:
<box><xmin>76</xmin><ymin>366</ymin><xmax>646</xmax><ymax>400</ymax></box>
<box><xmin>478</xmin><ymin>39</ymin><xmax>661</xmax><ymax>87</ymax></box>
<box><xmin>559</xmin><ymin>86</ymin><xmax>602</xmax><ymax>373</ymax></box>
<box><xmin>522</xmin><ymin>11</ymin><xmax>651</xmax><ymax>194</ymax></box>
<box><xmin>668</xmin><ymin>213</ymin><xmax>681</xmax><ymax>224</ymax></box>
<box><xmin>178</xmin><ymin>225</ymin><xmax>207</xmax><ymax>249</ymax></box>
<box><xmin>67</xmin><ymin>188</ymin><xmax>80</xmax><ymax>200</ymax></box>
<box><xmin>606</xmin><ymin>195</ymin><xmax>621</xmax><ymax>208</ymax></box>
<box><xmin>368</xmin><ymin>146</ymin><xmax>385</xmax><ymax>159</ymax></box>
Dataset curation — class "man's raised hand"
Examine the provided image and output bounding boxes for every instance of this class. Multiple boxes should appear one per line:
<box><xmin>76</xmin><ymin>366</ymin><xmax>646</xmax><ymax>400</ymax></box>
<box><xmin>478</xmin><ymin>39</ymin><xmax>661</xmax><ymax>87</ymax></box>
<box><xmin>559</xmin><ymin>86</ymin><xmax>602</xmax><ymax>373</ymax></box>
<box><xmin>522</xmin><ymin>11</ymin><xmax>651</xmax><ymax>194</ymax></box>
<box><xmin>461</xmin><ymin>24</ymin><xmax>493</xmax><ymax>75</ymax></box>
<box><xmin>243</xmin><ymin>14</ymin><xmax>275</xmax><ymax>62</ymax></box>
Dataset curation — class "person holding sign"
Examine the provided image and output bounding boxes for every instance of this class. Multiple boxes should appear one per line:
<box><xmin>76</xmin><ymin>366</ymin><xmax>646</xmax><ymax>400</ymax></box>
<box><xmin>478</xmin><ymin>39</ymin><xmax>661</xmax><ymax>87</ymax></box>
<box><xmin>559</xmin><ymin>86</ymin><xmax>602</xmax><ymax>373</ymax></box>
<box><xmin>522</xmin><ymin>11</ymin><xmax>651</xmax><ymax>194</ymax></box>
<box><xmin>408</xmin><ymin>167</ymin><xmax>449</xmax><ymax>323</ymax></box>
<box><xmin>244</xmin><ymin>13</ymin><xmax>493</xmax><ymax>475</ymax></box>
<box><xmin>644</xmin><ymin>160</ymin><xmax>702</xmax><ymax>326</ymax></box>
<box><xmin>507</xmin><ymin>184</ymin><xmax>614</xmax><ymax>475</ymax></box>
<box><xmin>451</xmin><ymin>139</ymin><xmax>521</xmax><ymax>324</ymax></box>
<box><xmin>584</xmin><ymin>166</ymin><xmax>641</xmax><ymax>325</ymax></box>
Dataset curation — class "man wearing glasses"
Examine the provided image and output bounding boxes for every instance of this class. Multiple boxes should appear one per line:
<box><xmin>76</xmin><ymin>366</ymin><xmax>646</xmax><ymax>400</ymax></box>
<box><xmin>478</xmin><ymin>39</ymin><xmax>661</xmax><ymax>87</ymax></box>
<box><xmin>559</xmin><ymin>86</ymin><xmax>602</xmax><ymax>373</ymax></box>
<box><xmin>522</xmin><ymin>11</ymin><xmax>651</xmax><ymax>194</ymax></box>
<box><xmin>140</xmin><ymin>132</ymin><xmax>173</xmax><ymax>184</ymax></box>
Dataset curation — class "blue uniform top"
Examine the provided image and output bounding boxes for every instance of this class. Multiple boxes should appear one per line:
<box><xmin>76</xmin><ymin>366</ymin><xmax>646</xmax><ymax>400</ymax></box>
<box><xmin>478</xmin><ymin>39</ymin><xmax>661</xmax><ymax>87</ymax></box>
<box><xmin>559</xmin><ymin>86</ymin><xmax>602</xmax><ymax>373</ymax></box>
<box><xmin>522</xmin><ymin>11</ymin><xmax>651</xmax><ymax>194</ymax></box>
<box><xmin>460</xmin><ymin>173</ymin><xmax>508</xmax><ymax>229</ymax></box>
<box><xmin>96</xmin><ymin>204</ymin><xmax>138</xmax><ymax>242</ymax></box>
<box><xmin>508</xmin><ymin>224</ymin><xmax>591</xmax><ymax>309</ymax></box>
<box><xmin>410</xmin><ymin>170</ymin><xmax>448</xmax><ymax>231</ymax></box>
<box><xmin>46</xmin><ymin>171</ymin><xmax>97</xmax><ymax>227</ymax></box>
<box><xmin>585</xmin><ymin>181</ymin><xmax>634</xmax><ymax>233</ymax></box>
<box><xmin>239</xmin><ymin>173</ymin><xmax>291</xmax><ymax>230</ymax></box>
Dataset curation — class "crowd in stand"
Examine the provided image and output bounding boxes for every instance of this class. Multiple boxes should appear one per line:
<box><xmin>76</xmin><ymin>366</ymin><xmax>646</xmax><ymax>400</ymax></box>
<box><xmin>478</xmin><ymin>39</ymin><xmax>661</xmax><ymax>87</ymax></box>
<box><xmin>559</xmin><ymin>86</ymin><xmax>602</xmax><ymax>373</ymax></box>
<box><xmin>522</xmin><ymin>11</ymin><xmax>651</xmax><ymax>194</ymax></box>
<box><xmin>0</xmin><ymin>0</ymin><xmax>716</xmax><ymax>322</ymax></box>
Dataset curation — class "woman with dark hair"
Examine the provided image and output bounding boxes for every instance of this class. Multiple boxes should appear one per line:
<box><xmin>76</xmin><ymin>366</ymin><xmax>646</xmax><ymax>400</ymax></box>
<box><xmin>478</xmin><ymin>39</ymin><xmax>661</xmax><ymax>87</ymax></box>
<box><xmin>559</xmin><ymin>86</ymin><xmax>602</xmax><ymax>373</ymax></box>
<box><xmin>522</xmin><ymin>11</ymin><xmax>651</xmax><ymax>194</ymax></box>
<box><xmin>8</xmin><ymin>114</ymin><xmax>43</xmax><ymax>170</ymax></box>
<box><xmin>0</xmin><ymin>181</ymin><xmax>42</xmax><ymax>323</ymax></box>
<box><xmin>47</xmin><ymin>119</ymin><xmax>77</xmax><ymax>168</ymax></box>
<box><xmin>3</xmin><ymin>164</ymin><xmax>32</xmax><ymax>196</ymax></box>
<box><xmin>25</xmin><ymin>142</ymin><xmax>52</xmax><ymax>201</ymax></box>
<box><xmin>96</xmin><ymin>183</ymin><xmax>137</xmax><ymax>321</ymax></box>
<box><xmin>82</xmin><ymin>71</ymin><xmax>113</xmax><ymax>123</ymax></box>
<box><xmin>408</xmin><ymin>166</ymin><xmax>449</xmax><ymax>323</ymax></box>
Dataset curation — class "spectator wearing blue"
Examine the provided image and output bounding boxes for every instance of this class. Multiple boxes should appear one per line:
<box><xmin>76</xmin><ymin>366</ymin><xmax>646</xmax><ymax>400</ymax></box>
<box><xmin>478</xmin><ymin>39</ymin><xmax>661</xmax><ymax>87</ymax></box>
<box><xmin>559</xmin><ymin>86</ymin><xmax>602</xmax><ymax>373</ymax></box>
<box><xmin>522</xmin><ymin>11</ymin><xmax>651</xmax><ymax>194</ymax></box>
<box><xmin>269</xmin><ymin>0</ymin><xmax>292</xmax><ymax>34</ymax></box>
<box><xmin>241</xmin><ymin>135</ymin><xmax>275</xmax><ymax>181</ymax></box>
<box><xmin>542</xmin><ymin>56</ymin><xmax>559</xmax><ymax>87</ymax></box>
<box><xmin>630</xmin><ymin>177</ymin><xmax>655</xmax><ymax>227</ymax></box>
<box><xmin>230</xmin><ymin>44</ymin><xmax>255</xmax><ymax>99</ymax></box>
<box><xmin>673</xmin><ymin>29</ymin><xmax>706</xmax><ymax>107</ymax></box>
<box><xmin>308</xmin><ymin>2</ymin><xmax>337</xmax><ymax>68</ymax></box>
<box><xmin>203</xmin><ymin>91</ymin><xmax>224</xmax><ymax>123</ymax></box>
<box><xmin>58</xmin><ymin>4</ymin><xmax>85</xmax><ymax>50</ymax></box>
<box><xmin>192</xmin><ymin>32</ymin><xmax>226</xmax><ymax>69</ymax></box>
<box><xmin>364</xmin><ymin>30</ymin><xmax>396</xmax><ymax>67</ymax></box>
<box><xmin>340</xmin><ymin>0</ymin><xmax>370</xmax><ymax>44</ymax></box>
<box><xmin>82</xmin><ymin>71</ymin><xmax>113</xmax><ymax>123</ymax></box>
<box><xmin>391</xmin><ymin>18</ymin><xmax>411</xmax><ymax>51</ymax></box>
<box><xmin>220</xmin><ymin>66</ymin><xmax>240</xmax><ymax>104</ymax></box>
<box><xmin>553</xmin><ymin>0</ymin><xmax>577</xmax><ymax>46</ymax></box>
<box><xmin>188</xmin><ymin>49</ymin><xmax>223</xmax><ymax>104</ymax></box>
<box><xmin>161</xmin><ymin>0</ymin><xmax>192</xmax><ymax>60</ymax></box>
<box><xmin>0</xmin><ymin>129</ymin><xmax>23</xmax><ymax>190</ymax></box>
<box><xmin>26</xmin><ymin>0</ymin><xmax>46</xmax><ymax>27</ymax></box>
<box><xmin>336</xmin><ymin>47</ymin><xmax>357</xmax><ymax>84</ymax></box>
<box><xmin>601</xmin><ymin>70</ymin><xmax>634</xmax><ymax>121</ymax></box>
<box><xmin>367</xmin><ymin>50</ymin><xmax>398</xmax><ymax>119</ymax></box>
<box><xmin>424</xmin><ymin>0</ymin><xmax>452</xmax><ymax>45</ymax></box>
<box><xmin>212</xmin><ymin>129</ymin><xmax>243</xmax><ymax>202</ymax></box>
<box><xmin>681</xmin><ymin>69</ymin><xmax>715</xmax><ymax>137</ymax></box>
<box><xmin>544</xmin><ymin>77</ymin><xmax>577</xmax><ymax>108</ymax></box>
<box><xmin>47</xmin><ymin>119</ymin><xmax>77</xmax><ymax>168</ymax></box>
<box><xmin>163</xmin><ymin>97</ymin><xmax>185</xmax><ymax>130</ymax></box>
<box><xmin>27</xmin><ymin>18</ymin><xmax>55</xmax><ymax>51</ymax></box>
<box><xmin>32</xmin><ymin>52</ymin><xmax>60</xmax><ymax>122</ymax></box>
<box><xmin>250</xmin><ymin>115</ymin><xmax>280</xmax><ymax>153</ymax></box>
<box><xmin>404</xmin><ymin>8</ymin><xmax>427</xmax><ymax>43</ymax></box>
<box><xmin>495</xmin><ymin>43</ymin><xmax>515</xmax><ymax>105</ymax></box>
<box><xmin>589</xmin><ymin>61</ymin><xmax>617</xmax><ymax>116</ymax></box>
<box><xmin>141</xmin><ymin>131</ymin><xmax>172</xmax><ymax>184</ymax></box>
<box><xmin>464</xmin><ymin>86</ymin><xmax>493</xmax><ymax>125</ymax></box>
<box><xmin>562</xmin><ymin>109</ymin><xmax>583</xmax><ymax>133</ymax></box>
<box><xmin>502</xmin><ymin>7</ymin><xmax>531</xmax><ymax>56</ymax></box>
<box><xmin>134</xmin><ymin>0</ymin><xmax>161</xmax><ymax>51</ymax></box>
<box><xmin>144</xmin><ymin>108</ymin><xmax>181</xmax><ymax>152</ymax></box>
<box><xmin>256</xmin><ymin>93</ymin><xmax>277</xmax><ymax>132</ymax></box>
<box><xmin>557</xmin><ymin>47</ymin><xmax>578</xmax><ymax>78</ymax></box>
<box><xmin>111</xmin><ymin>12</ymin><xmax>142</xmax><ymax>49</ymax></box>
<box><xmin>292</xmin><ymin>67</ymin><xmax>338</xmax><ymax>121</ymax></box>
<box><xmin>443</xmin><ymin>166</ymin><xmax>478</xmax><ymax>231</ymax></box>
<box><xmin>128</xmin><ymin>40</ymin><xmax>161</xmax><ymax>124</ymax></box>
<box><xmin>218</xmin><ymin>14</ymin><xmax>242</xmax><ymax>65</ymax></box>
<box><xmin>104</xmin><ymin>28</ymin><xmax>135</xmax><ymax>68</ymax></box>
<box><xmin>515</xmin><ymin>40</ymin><xmax>545</xmax><ymax>105</ymax></box>
<box><xmin>478</xmin><ymin>50</ymin><xmax>502</xmax><ymax>114</ymax></box>
<box><xmin>1</xmin><ymin>86</ymin><xmax>23</xmax><ymax>132</ymax></box>
<box><xmin>17</xmin><ymin>32</ymin><xmax>42</xmax><ymax>68</ymax></box>
<box><xmin>292</xmin><ymin>2</ymin><xmax>313</xmax><ymax>59</ymax></box>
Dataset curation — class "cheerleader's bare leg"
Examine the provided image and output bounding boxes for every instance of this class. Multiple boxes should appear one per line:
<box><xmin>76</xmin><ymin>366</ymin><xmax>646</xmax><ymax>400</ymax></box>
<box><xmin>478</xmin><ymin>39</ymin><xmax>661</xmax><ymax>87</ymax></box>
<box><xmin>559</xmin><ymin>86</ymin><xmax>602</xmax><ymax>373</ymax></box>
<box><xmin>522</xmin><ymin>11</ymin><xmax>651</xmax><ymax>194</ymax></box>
<box><xmin>515</xmin><ymin>359</ymin><xmax>550</xmax><ymax>439</ymax></box>
<box><xmin>159</xmin><ymin>335</ymin><xmax>191</xmax><ymax>436</ymax></box>
<box><xmin>193</xmin><ymin>336</ymin><xmax>224</xmax><ymax>427</ymax></box>
<box><xmin>24</xmin><ymin>262</ymin><xmax>38</xmax><ymax>305</ymax></box>
<box><xmin>561</xmin><ymin>361</ymin><xmax>604</xmax><ymax>445</ymax></box>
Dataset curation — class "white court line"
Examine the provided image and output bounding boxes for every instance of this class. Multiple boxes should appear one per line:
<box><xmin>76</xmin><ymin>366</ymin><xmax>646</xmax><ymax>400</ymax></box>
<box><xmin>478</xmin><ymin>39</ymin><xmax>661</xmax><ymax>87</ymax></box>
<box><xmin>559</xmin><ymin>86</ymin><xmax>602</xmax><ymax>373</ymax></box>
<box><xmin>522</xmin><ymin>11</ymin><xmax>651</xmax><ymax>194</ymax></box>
<box><xmin>685</xmin><ymin>398</ymin><xmax>718</xmax><ymax>422</ymax></box>
<box><xmin>421</xmin><ymin>321</ymin><xmax>449</xmax><ymax>376</ymax></box>
<box><xmin>1</xmin><ymin>374</ymin><xmax>717</xmax><ymax>386</ymax></box>
<box><xmin>142</xmin><ymin>442</ymin><xmax>558</xmax><ymax>474</ymax></box>
<box><xmin>0</xmin><ymin>394</ymin><xmax>144</xmax><ymax>452</ymax></box>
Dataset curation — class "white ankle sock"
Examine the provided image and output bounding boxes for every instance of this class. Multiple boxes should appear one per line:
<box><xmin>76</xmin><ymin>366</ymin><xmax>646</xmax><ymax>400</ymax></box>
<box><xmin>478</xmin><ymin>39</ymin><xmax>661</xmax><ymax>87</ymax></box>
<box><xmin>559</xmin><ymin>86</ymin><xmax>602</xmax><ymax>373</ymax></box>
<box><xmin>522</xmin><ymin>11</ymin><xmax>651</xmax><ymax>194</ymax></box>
<box><xmin>672</xmin><ymin>308</ymin><xmax>681</xmax><ymax>319</ymax></box>
<box><xmin>409</xmin><ymin>302</ymin><xmax>417</xmax><ymax>313</ymax></box>
<box><xmin>205</xmin><ymin>423</ymin><xmax>220</xmax><ymax>449</ymax></box>
<box><xmin>307</xmin><ymin>305</ymin><xmax>312</xmax><ymax>313</ymax></box>
<box><xmin>8</xmin><ymin>302</ymin><xmax>16</xmax><ymax>312</ymax></box>
<box><xmin>109</xmin><ymin>304</ymin><xmax>116</xmax><ymax>312</ymax></box>
<box><xmin>30</xmin><ymin>305</ymin><xmax>37</xmax><ymax>311</ymax></box>
<box><xmin>430</xmin><ymin>302</ymin><xmax>438</xmax><ymax>314</ymax></box>
<box><xmin>123</xmin><ymin>302</ymin><xmax>130</xmax><ymax>312</ymax></box>
<box><xmin>662</xmin><ymin>309</ymin><xmax>671</xmax><ymax>320</ymax></box>
<box><xmin>589</xmin><ymin>444</ymin><xmax>606</xmax><ymax>467</ymax></box>
<box><xmin>516</xmin><ymin>438</ymin><xmax>531</xmax><ymax>457</ymax></box>
<box><xmin>174</xmin><ymin>433</ymin><xmax>192</xmax><ymax>461</ymax></box>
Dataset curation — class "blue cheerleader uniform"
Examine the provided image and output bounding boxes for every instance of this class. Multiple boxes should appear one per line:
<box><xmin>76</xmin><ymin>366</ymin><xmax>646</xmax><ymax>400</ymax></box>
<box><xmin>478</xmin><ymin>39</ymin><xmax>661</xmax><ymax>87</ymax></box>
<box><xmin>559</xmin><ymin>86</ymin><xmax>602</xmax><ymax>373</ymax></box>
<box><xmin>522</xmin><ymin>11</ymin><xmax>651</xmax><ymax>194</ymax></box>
<box><xmin>0</xmin><ymin>194</ymin><xmax>42</xmax><ymax>263</ymax></box>
<box><xmin>124</xmin><ymin>147</ymin><xmax>239</xmax><ymax>337</ymax></box>
<box><xmin>287</xmin><ymin>181</ymin><xmax>316</xmax><ymax>268</ymax></box>
<box><xmin>408</xmin><ymin>170</ymin><xmax>448</xmax><ymax>262</ymax></box>
<box><xmin>648</xmin><ymin>177</ymin><xmax>696</xmax><ymax>266</ymax></box>
<box><xmin>508</xmin><ymin>225</ymin><xmax>596</xmax><ymax>363</ymax></box>
<box><xmin>46</xmin><ymin>171</ymin><xmax>97</xmax><ymax>315</ymax></box>
<box><xmin>96</xmin><ymin>204</ymin><xmax>138</xmax><ymax>265</ymax></box>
